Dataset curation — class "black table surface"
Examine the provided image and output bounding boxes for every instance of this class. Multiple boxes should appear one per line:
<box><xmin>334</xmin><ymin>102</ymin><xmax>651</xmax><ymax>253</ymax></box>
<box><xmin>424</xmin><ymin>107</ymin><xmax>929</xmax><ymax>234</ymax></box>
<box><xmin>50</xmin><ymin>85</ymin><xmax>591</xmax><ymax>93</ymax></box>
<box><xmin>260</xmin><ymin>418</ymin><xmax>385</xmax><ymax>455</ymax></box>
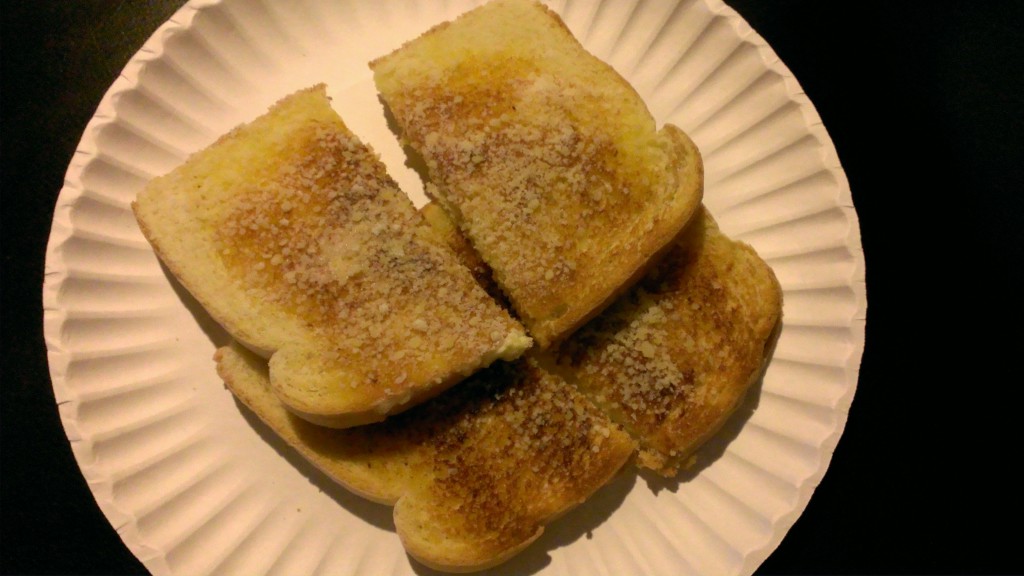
<box><xmin>3</xmin><ymin>2</ymin><xmax>1022</xmax><ymax>574</ymax></box>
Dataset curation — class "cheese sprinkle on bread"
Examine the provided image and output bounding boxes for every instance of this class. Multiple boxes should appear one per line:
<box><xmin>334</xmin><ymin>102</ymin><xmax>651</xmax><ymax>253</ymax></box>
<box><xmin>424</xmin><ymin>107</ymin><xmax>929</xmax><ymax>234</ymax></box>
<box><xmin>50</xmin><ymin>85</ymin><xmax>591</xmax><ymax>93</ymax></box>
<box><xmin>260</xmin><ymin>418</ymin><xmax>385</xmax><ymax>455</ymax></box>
<box><xmin>557</xmin><ymin>208</ymin><xmax>783</xmax><ymax>475</ymax></box>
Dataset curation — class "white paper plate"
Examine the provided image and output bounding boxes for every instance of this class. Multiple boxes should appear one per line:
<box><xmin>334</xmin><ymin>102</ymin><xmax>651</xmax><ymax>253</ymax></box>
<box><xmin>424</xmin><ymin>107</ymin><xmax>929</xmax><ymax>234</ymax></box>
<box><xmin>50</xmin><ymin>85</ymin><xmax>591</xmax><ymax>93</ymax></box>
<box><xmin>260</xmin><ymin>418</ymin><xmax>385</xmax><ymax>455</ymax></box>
<box><xmin>44</xmin><ymin>0</ymin><xmax>866</xmax><ymax>574</ymax></box>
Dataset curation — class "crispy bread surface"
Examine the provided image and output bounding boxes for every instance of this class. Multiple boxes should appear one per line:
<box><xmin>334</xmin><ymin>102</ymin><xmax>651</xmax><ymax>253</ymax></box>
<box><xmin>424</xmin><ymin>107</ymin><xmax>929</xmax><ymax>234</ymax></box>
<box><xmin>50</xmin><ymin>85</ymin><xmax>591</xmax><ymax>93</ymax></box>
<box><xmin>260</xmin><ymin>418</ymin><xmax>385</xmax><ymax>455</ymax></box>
<box><xmin>557</xmin><ymin>209</ymin><xmax>783</xmax><ymax>475</ymax></box>
<box><xmin>216</xmin><ymin>343</ymin><xmax>634</xmax><ymax>572</ymax></box>
<box><xmin>134</xmin><ymin>86</ymin><xmax>530</xmax><ymax>428</ymax></box>
<box><xmin>422</xmin><ymin>203</ymin><xmax>782</xmax><ymax>476</ymax></box>
<box><xmin>372</xmin><ymin>0</ymin><xmax>703</xmax><ymax>348</ymax></box>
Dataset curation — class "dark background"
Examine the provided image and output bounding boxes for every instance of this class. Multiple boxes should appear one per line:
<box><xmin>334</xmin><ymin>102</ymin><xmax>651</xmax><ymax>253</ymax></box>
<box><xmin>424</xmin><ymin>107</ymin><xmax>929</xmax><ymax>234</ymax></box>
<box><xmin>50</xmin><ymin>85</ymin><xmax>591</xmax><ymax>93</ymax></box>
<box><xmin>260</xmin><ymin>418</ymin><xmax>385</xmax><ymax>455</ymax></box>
<box><xmin>3</xmin><ymin>1</ymin><xmax>1022</xmax><ymax>574</ymax></box>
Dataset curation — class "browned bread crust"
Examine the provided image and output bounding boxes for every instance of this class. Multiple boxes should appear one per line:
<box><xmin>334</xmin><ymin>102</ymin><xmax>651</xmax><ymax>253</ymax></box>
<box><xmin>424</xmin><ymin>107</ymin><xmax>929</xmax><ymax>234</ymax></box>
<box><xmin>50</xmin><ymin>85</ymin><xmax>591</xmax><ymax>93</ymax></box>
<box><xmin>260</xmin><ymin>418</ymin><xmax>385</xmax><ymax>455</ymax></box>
<box><xmin>372</xmin><ymin>0</ymin><xmax>703</xmax><ymax>349</ymax></box>
<box><xmin>133</xmin><ymin>85</ymin><xmax>530</xmax><ymax>428</ymax></box>
<box><xmin>216</xmin><ymin>343</ymin><xmax>635</xmax><ymax>572</ymax></box>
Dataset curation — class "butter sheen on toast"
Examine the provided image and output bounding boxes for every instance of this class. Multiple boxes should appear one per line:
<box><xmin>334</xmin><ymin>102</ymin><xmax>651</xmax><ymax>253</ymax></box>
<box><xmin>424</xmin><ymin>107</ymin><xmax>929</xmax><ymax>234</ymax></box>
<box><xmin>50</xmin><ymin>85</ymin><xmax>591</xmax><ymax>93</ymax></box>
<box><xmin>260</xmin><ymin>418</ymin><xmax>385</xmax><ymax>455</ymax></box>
<box><xmin>216</xmin><ymin>343</ymin><xmax>634</xmax><ymax>573</ymax></box>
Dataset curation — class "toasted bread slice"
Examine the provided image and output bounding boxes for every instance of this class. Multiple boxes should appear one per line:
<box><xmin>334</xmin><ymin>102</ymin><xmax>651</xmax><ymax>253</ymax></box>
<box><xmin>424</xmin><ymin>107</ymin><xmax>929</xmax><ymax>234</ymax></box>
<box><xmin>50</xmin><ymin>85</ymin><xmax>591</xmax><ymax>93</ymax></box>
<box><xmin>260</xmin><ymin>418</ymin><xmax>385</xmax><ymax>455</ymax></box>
<box><xmin>557</xmin><ymin>208</ymin><xmax>783</xmax><ymax>475</ymax></box>
<box><xmin>216</xmin><ymin>342</ymin><xmax>635</xmax><ymax>572</ymax></box>
<box><xmin>371</xmin><ymin>0</ymin><xmax>703</xmax><ymax>348</ymax></box>
<box><xmin>134</xmin><ymin>85</ymin><xmax>530</xmax><ymax>428</ymax></box>
<box><xmin>422</xmin><ymin>203</ymin><xmax>782</xmax><ymax>476</ymax></box>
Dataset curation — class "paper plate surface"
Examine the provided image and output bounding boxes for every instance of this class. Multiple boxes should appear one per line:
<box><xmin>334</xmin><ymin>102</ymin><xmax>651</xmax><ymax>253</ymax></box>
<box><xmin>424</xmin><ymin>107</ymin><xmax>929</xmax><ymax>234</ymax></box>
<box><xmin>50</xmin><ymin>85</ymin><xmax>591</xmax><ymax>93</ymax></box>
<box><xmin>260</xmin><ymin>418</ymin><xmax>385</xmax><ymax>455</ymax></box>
<box><xmin>44</xmin><ymin>0</ymin><xmax>866</xmax><ymax>574</ymax></box>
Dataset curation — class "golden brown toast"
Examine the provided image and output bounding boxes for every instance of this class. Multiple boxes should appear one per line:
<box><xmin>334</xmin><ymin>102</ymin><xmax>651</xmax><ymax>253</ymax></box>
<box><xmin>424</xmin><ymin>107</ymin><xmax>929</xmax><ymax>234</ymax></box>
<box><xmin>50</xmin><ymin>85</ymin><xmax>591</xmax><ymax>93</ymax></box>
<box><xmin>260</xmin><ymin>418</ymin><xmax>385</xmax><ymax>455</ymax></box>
<box><xmin>422</xmin><ymin>203</ymin><xmax>782</xmax><ymax>477</ymax></box>
<box><xmin>556</xmin><ymin>208</ymin><xmax>783</xmax><ymax>475</ymax></box>
<box><xmin>371</xmin><ymin>0</ymin><xmax>704</xmax><ymax>349</ymax></box>
<box><xmin>133</xmin><ymin>85</ymin><xmax>530</xmax><ymax>428</ymax></box>
<box><xmin>216</xmin><ymin>342</ymin><xmax>635</xmax><ymax>572</ymax></box>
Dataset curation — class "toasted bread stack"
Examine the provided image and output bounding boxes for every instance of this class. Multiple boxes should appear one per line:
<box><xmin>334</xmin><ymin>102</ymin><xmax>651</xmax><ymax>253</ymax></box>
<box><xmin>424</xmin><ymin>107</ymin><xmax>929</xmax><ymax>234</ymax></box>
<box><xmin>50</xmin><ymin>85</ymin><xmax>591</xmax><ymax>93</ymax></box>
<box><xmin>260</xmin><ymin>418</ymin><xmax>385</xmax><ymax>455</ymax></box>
<box><xmin>133</xmin><ymin>0</ymin><xmax>783</xmax><ymax>571</ymax></box>
<box><xmin>371</xmin><ymin>0</ymin><xmax>703</xmax><ymax>348</ymax></box>
<box><xmin>133</xmin><ymin>85</ymin><xmax>530</xmax><ymax>428</ymax></box>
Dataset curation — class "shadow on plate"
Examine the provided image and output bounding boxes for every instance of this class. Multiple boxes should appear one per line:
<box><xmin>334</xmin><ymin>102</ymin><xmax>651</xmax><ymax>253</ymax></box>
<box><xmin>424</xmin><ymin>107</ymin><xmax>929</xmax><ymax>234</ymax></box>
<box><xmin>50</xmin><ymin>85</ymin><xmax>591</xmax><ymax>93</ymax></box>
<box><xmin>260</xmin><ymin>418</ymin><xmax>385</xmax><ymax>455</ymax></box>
<box><xmin>231</xmin><ymin>396</ymin><xmax>398</xmax><ymax>530</ymax></box>
<box><xmin>380</xmin><ymin>96</ymin><xmax>432</xmax><ymax>190</ymax></box>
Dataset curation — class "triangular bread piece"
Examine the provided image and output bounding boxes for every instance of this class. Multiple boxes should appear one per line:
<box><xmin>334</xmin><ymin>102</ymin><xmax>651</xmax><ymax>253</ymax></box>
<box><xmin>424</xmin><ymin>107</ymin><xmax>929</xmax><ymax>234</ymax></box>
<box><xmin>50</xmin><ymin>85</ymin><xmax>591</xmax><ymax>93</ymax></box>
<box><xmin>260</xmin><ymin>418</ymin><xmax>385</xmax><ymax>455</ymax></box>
<box><xmin>134</xmin><ymin>85</ymin><xmax>530</xmax><ymax>428</ymax></box>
